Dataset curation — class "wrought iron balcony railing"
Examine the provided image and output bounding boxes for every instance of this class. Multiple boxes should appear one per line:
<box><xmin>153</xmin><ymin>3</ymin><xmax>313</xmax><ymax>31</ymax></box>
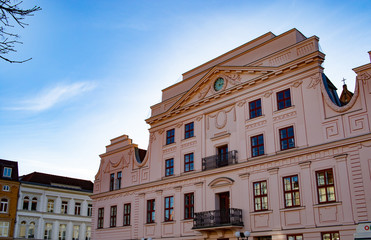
<box><xmin>202</xmin><ymin>150</ymin><xmax>238</xmax><ymax>171</ymax></box>
<box><xmin>193</xmin><ymin>208</ymin><xmax>243</xmax><ymax>229</ymax></box>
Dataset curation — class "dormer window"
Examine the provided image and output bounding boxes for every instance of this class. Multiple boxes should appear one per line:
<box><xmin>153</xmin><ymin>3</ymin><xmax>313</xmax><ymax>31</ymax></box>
<box><xmin>2</xmin><ymin>167</ymin><xmax>11</xmax><ymax>178</ymax></box>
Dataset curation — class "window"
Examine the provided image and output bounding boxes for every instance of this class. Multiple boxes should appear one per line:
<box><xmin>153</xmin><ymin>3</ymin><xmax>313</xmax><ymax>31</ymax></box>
<box><xmin>23</xmin><ymin>196</ymin><xmax>29</xmax><ymax>210</ymax></box>
<box><xmin>2</xmin><ymin>167</ymin><xmax>11</xmax><ymax>178</ymax></box>
<box><xmin>316</xmin><ymin>169</ymin><xmax>336</xmax><ymax>204</ymax></box>
<box><xmin>165</xmin><ymin>158</ymin><xmax>174</xmax><ymax>177</ymax></box>
<box><xmin>2</xmin><ymin>185</ymin><xmax>9</xmax><ymax>191</ymax></box>
<box><xmin>87</xmin><ymin>204</ymin><xmax>93</xmax><ymax>217</ymax></box>
<box><xmin>110</xmin><ymin>206</ymin><xmax>117</xmax><ymax>227</ymax></box>
<box><xmin>75</xmin><ymin>202</ymin><xmax>81</xmax><ymax>215</ymax></box>
<box><xmin>251</xmin><ymin>134</ymin><xmax>264</xmax><ymax>157</ymax></box>
<box><xmin>72</xmin><ymin>225</ymin><xmax>79</xmax><ymax>240</ymax></box>
<box><xmin>109</xmin><ymin>173</ymin><xmax>114</xmax><ymax>191</ymax></box>
<box><xmin>185</xmin><ymin>122</ymin><xmax>194</xmax><ymax>139</ymax></box>
<box><xmin>31</xmin><ymin>197</ymin><xmax>37</xmax><ymax>211</ymax></box>
<box><xmin>279</xmin><ymin>126</ymin><xmax>295</xmax><ymax>150</ymax></box>
<box><xmin>0</xmin><ymin>198</ymin><xmax>8</xmax><ymax>213</ymax></box>
<box><xmin>59</xmin><ymin>224</ymin><xmax>66</xmax><ymax>240</ymax></box>
<box><xmin>184</xmin><ymin>193</ymin><xmax>194</xmax><ymax>219</ymax></box>
<box><xmin>116</xmin><ymin>171</ymin><xmax>122</xmax><ymax>190</ymax></box>
<box><xmin>277</xmin><ymin>88</ymin><xmax>291</xmax><ymax>110</ymax></box>
<box><xmin>19</xmin><ymin>221</ymin><xmax>26</xmax><ymax>238</ymax></box>
<box><xmin>28</xmin><ymin>222</ymin><xmax>35</xmax><ymax>238</ymax></box>
<box><xmin>184</xmin><ymin>153</ymin><xmax>194</xmax><ymax>172</ymax></box>
<box><xmin>164</xmin><ymin>196</ymin><xmax>174</xmax><ymax>222</ymax></box>
<box><xmin>97</xmin><ymin>208</ymin><xmax>104</xmax><ymax>229</ymax></box>
<box><xmin>249</xmin><ymin>99</ymin><xmax>262</xmax><ymax>119</ymax></box>
<box><xmin>253</xmin><ymin>181</ymin><xmax>268</xmax><ymax>211</ymax></box>
<box><xmin>147</xmin><ymin>199</ymin><xmax>155</xmax><ymax>223</ymax></box>
<box><xmin>61</xmin><ymin>201</ymin><xmax>68</xmax><ymax>214</ymax></box>
<box><xmin>0</xmin><ymin>221</ymin><xmax>9</xmax><ymax>237</ymax></box>
<box><xmin>166</xmin><ymin>129</ymin><xmax>175</xmax><ymax>145</ymax></box>
<box><xmin>322</xmin><ymin>232</ymin><xmax>340</xmax><ymax>240</ymax></box>
<box><xmin>123</xmin><ymin>203</ymin><xmax>131</xmax><ymax>226</ymax></box>
<box><xmin>283</xmin><ymin>175</ymin><xmax>300</xmax><ymax>208</ymax></box>
<box><xmin>47</xmin><ymin>199</ymin><xmax>54</xmax><ymax>213</ymax></box>
<box><xmin>288</xmin><ymin>235</ymin><xmax>303</xmax><ymax>240</ymax></box>
<box><xmin>85</xmin><ymin>226</ymin><xmax>91</xmax><ymax>240</ymax></box>
<box><xmin>44</xmin><ymin>223</ymin><xmax>52</xmax><ymax>239</ymax></box>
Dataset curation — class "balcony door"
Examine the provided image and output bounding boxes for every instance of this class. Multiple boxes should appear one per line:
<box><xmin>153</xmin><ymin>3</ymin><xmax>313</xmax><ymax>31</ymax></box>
<box><xmin>217</xmin><ymin>145</ymin><xmax>228</xmax><ymax>167</ymax></box>
<box><xmin>218</xmin><ymin>192</ymin><xmax>230</xmax><ymax>224</ymax></box>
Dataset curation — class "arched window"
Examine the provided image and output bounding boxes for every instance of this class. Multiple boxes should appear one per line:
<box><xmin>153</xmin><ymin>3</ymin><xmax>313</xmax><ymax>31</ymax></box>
<box><xmin>28</xmin><ymin>222</ymin><xmax>35</xmax><ymax>238</ymax></box>
<box><xmin>23</xmin><ymin>196</ymin><xmax>29</xmax><ymax>210</ymax></box>
<box><xmin>31</xmin><ymin>197</ymin><xmax>37</xmax><ymax>211</ymax></box>
<box><xmin>0</xmin><ymin>198</ymin><xmax>8</xmax><ymax>213</ymax></box>
<box><xmin>19</xmin><ymin>221</ymin><xmax>26</xmax><ymax>238</ymax></box>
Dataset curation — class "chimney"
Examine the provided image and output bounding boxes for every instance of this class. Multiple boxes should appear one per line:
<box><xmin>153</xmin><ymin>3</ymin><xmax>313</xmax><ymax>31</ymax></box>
<box><xmin>369</xmin><ymin>51</ymin><xmax>371</xmax><ymax>63</ymax></box>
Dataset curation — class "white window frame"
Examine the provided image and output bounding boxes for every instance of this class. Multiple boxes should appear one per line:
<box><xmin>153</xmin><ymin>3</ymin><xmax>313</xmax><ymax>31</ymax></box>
<box><xmin>0</xmin><ymin>221</ymin><xmax>9</xmax><ymax>237</ymax></box>
<box><xmin>2</xmin><ymin>167</ymin><xmax>12</xmax><ymax>178</ymax></box>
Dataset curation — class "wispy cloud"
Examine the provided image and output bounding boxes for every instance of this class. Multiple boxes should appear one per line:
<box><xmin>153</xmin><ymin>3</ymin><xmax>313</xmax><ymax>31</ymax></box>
<box><xmin>9</xmin><ymin>82</ymin><xmax>96</xmax><ymax>112</ymax></box>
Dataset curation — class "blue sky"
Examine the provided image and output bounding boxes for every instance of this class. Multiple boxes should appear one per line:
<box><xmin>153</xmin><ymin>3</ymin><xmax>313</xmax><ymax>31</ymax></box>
<box><xmin>0</xmin><ymin>0</ymin><xmax>370</xmax><ymax>180</ymax></box>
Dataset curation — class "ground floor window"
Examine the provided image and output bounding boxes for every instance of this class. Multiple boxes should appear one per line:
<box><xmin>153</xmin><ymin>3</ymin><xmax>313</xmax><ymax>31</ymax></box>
<box><xmin>72</xmin><ymin>225</ymin><xmax>79</xmax><ymax>240</ymax></box>
<box><xmin>288</xmin><ymin>235</ymin><xmax>303</xmax><ymax>240</ymax></box>
<box><xmin>322</xmin><ymin>232</ymin><xmax>340</xmax><ymax>240</ymax></box>
<box><xmin>44</xmin><ymin>223</ymin><xmax>52</xmax><ymax>239</ymax></box>
<box><xmin>0</xmin><ymin>221</ymin><xmax>9</xmax><ymax>237</ymax></box>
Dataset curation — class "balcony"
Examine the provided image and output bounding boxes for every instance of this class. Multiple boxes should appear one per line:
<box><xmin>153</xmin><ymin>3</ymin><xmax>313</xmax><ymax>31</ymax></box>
<box><xmin>202</xmin><ymin>150</ymin><xmax>238</xmax><ymax>171</ymax></box>
<box><xmin>193</xmin><ymin>208</ymin><xmax>243</xmax><ymax>230</ymax></box>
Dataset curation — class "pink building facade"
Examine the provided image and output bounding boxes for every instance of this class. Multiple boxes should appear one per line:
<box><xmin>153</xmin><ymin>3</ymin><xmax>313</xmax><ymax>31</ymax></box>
<box><xmin>92</xmin><ymin>29</ymin><xmax>371</xmax><ymax>240</ymax></box>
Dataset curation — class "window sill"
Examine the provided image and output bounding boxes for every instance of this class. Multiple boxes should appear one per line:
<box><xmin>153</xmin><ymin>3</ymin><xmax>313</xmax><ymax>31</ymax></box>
<box><xmin>145</xmin><ymin>222</ymin><xmax>156</xmax><ymax>226</ymax></box>
<box><xmin>246</xmin><ymin>114</ymin><xmax>265</xmax><ymax>122</ymax></box>
<box><xmin>249</xmin><ymin>210</ymin><xmax>272</xmax><ymax>215</ymax></box>
<box><xmin>279</xmin><ymin>206</ymin><xmax>305</xmax><ymax>212</ymax></box>
<box><xmin>181</xmin><ymin>219</ymin><xmax>193</xmax><ymax>222</ymax></box>
<box><xmin>313</xmin><ymin>201</ymin><xmax>341</xmax><ymax>208</ymax></box>
<box><xmin>182</xmin><ymin>136</ymin><xmax>196</xmax><ymax>142</ymax></box>
<box><xmin>162</xmin><ymin>221</ymin><xmax>175</xmax><ymax>225</ymax></box>
<box><xmin>274</xmin><ymin>105</ymin><xmax>295</xmax><ymax>113</ymax></box>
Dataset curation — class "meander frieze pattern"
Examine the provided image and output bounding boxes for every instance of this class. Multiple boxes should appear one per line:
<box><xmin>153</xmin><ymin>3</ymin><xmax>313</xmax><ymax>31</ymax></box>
<box><xmin>356</xmin><ymin>71</ymin><xmax>371</xmax><ymax>84</ymax></box>
<box><xmin>246</xmin><ymin>120</ymin><xmax>267</xmax><ymax>129</ymax></box>
<box><xmin>181</xmin><ymin>140</ymin><xmax>197</xmax><ymax>149</ymax></box>
<box><xmin>273</xmin><ymin>111</ymin><xmax>297</xmax><ymax>122</ymax></box>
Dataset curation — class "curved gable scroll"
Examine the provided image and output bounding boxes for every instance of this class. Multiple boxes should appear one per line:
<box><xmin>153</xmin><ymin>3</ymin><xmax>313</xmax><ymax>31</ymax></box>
<box><xmin>208</xmin><ymin>177</ymin><xmax>235</xmax><ymax>188</ymax></box>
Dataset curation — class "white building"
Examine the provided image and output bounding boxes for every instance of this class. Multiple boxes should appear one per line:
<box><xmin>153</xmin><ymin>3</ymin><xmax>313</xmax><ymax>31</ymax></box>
<box><xmin>14</xmin><ymin>172</ymin><xmax>93</xmax><ymax>240</ymax></box>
